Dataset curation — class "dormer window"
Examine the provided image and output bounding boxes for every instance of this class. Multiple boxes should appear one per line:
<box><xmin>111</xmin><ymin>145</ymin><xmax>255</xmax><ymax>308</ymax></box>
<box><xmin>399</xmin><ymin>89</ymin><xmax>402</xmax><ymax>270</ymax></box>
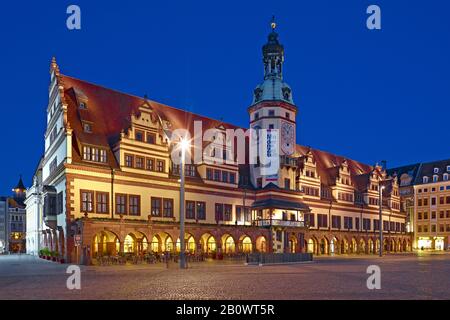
<box><xmin>434</xmin><ymin>167</ymin><xmax>439</xmax><ymax>174</ymax></box>
<box><xmin>135</xmin><ymin>130</ymin><xmax>144</xmax><ymax>142</ymax></box>
<box><xmin>79</xmin><ymin>102</ymin><xmax>87</xmax><ymax>109</ymax></box>
<box><xmin>83</xmin><ymin>122</ymin><xmax>92</xmax><ymax>133</ymax></box>
<box><xmin>423</xmin><ymin>176</ymin><xmax>429</xmax><ymax>183</ymax></box>
<box><xmin>147</xmin><ymin>133</ymin><xmax>156</xmax><ymax>144</ymax></box>
<box><xmin>447</xmin><ymin>165</ymin><xmax>450</xmax><ymax>172</ymax></box>
<box><xmin>444</xmin><ymin>173</ymin><xmax>449</xmax><ymax>181</ymax></box>
<box><xmin>433</xmin><ymin>175</ymin><xmax>439</xmax><ymax>182</ymax></box>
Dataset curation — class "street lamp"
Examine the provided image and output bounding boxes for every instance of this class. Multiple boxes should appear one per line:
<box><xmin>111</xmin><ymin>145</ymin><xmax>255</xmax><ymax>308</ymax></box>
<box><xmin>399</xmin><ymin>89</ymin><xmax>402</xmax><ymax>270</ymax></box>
<box><xmin>379</xmin><ymin>185</ymin><xmax>385</xmax><ymax>257</ymax></box>
<box><xmin>179</xmin><ymin>138</ymin><xmax>190</xmax><ymax>269</ymax></box>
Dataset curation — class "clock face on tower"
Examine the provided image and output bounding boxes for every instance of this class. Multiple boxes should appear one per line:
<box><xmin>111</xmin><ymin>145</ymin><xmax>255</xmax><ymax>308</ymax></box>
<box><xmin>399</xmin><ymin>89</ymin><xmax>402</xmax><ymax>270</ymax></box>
<box><xmin>280</xmin><ymin>121</ymin><xmax>295</xmax><ymax>155</ymax></box>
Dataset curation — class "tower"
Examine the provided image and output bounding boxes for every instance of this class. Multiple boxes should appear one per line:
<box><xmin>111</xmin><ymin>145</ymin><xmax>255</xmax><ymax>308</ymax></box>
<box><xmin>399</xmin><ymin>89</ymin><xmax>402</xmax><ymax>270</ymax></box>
<box><xmin>249</xmin><ymin>18</ymin><xmax>298</xmax><ymax>188</ymax></box>
<box><xmin>12</xmin><ymin>175</ymin><xmax>26</xmax><ymax>205</ymax></box>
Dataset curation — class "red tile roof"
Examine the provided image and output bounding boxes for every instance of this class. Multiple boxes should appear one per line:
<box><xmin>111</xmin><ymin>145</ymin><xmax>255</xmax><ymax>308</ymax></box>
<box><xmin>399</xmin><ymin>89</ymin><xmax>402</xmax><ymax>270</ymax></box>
<box><xmin>60</xmin><ymin>73</ymin><xmax>378</xmax><ymax>187</ymax></box>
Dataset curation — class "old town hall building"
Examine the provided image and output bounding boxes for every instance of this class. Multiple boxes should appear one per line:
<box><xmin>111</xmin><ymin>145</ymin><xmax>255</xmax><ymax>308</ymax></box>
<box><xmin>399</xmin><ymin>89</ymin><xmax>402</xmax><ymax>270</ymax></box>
<box><xmin>26</xmin><ymin>24</ymin><xmax>411</xmax><ymax>263</ymax></box>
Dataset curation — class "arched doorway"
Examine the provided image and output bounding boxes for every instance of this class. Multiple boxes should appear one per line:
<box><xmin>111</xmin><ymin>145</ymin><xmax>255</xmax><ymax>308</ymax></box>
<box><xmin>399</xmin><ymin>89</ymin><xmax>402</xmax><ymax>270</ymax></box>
<box><xmin>350</xmin><ymin>238</ymin><xmax>357</xmax><ymax>254</ymax></box>
<box><xmin>402</xmin><ymin>239</ymin><xmax>407</xmax><ymax>252</ymax></box>
<box><xmin>222</xmin><ymin>234</ymin><xmax>236</xmax><ymax>254</ymax></box>
<box><xmin>240</xmin><ymin>235</ymin><xmax>253</xmax><ymax>253</ymax></box>
<box><xmin>368</xmin><ymin>238</ymin><xmax>374</xmax><ymax>254</ymax></box>
<box><xmin>175</xmin><ymin>233</ymin><xmax>196</xmax><ymax>253</ymax></box>
<box><xmin>255</xmin><ymin>236</ymin><xmax>267</xmax><ymax>252</ymax></box>
<box><xmin>307</xmin><ymin>238</ymin><xmax>316</xmax><ymax>254</ymax></box>
<box><xmin>200</xmin><ymin>233</ymin><xmax>217</xmax><ymax>253</ymax></box>
<box><xmin>319</xmin><ymin>238</ymin><xmax>328</xmax><ymax>255</ymax></box>
<box><xmin>289</xmin><ymin>235</ymin><xmax>298</xmax><ymax>253</ymax></box>
<box><xmin>330</xmin><ymin>237</ymin><xmax>338</xmax><ymax>255</ymax></box>
<box><xmin>340</xmin><ymin>238</ymin><xmax>349</xmax><ymax>254</ymax></box>
<box><xmin>92</xmin><ymin>230</ymin><xmax>120</xmax><ymax>257</ymax></box>
<box><xmin>359</xmin><ymin>239</ymin><xmax>366</xmax><ymax>254</ymax></box>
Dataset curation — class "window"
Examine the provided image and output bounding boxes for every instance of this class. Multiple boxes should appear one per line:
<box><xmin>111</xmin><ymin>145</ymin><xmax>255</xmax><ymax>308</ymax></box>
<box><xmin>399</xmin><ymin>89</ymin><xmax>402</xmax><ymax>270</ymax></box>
<box><xmin>433</xmin><ymin>175</ymin><xmax>438</xmax><ymax>182</ymax></box>
<box><xmin>50</xmin><ymin>126</ymin><xmax>58</xmax><ymax>144</ymax></box>
<box><xmin>331</xmin><ymin>215</ymin><xmax>341</xmax><ymax>229</ymax></box>
<box><xmin>418</xmin><ymin>212</ymin><xmax>422</xmax><ymax>220</ymax></box>
<box><xmin>268</xmin><ymin>124</ymin><xmax>274</xmax><ymax>130</ymax></box>
<box><xmin>230</xmin><ymin>173</ymin><xmax>236</xmax><ymax>184</ymax></box>
<box><xmin>440</xmin><ymin>211</ymin><xmax>445</xmax><ymax>219</ymax></box>
<box><xmin>80</xmin><ymin>190</ymin><xmax>94</xmax><ymax>212</ymax></box>
<box><xmin>83</xmin><ymin>122</ymin><xmax>92</xmax><ymax>133</ymax></box>
<box><xmin>185</xmin><ymin>165</ymin><xmax>196</xmax><ymax>177</ymax></box>
<box><xmin>434</xmin><ymin>168</ymin><xmax>439</xmax><ymax>174</ymax></box>
<box><xmin>151</xmin><ymin>197</ymin><xmax>162</xmax><ymax>217</ymax></box>
<box><xmin>57</xmin><ymin>191</ymin><xmax>64</xmax><ymax>215</ymax></box>
<box><xmin>156</xmin><ymin>160</ymin><xmax>165</xmax><ymax>172</ymax></box>
<box><xmin>49</xmin><ymin>157</ymin><xmax>58</xmax><ymax>174</ymax></box>
<box><xmin>447</xmin><ymin>165</ymin><xmax>450</xmax><ymax>172</ymax></box>
<box><xmin>268</xmin><ymin>110</ymin><xmax>275</xmax><ymax>116</ymax></box>
<box><xmin>444</xmin><ymin>173</ymin><xmax>449</xmax><ymax>181</ymax></box>
<box><xmin>214</xmin><ymin>170</ymin><xmax>221</xmax><ymax>181</ymax></box>
<box><xmin>91</xmin><ymin>148</ymin><xmax>99</xmax><ymax>162</ymax></box>
<box><xmin>254</xmin><ymin>112</ymin><xmax>259</xmax><ymax>120</ymax></box>
<box><xmin>206</xmin><ymin>168</ymin><xmax>213</xmax><ymax>180</ymax></box>
<box><xmin>100</xmin><ymin>149</ymin><xmax>107</xmax><ymax>163</ymax></box>
<box><xmin>215</xmin><ymin>203</ymin><xmax>224</xmax><ymax>221</ymax></box>
<box><xmin>96</xmin><ymin>192</ymin><xmax>109</xmax><ymax>214</ymax></box>
<box><xmin>305</xmin><ymin>213</ymin><xmax>315</xmax><ymax>227</ymax></box>
<box><xmin>363</xmin><ymin>218</ymin><xmax>371</xmax><ymax>231</ymax></box>
<box><xmin>79</xmin><ymin>102</ymin><xmax>87</xmax><ymax>109</ymax></box>
<box><xmin>125</xmin><ymin>154</ymin><xmax>134</xmax><ymax>167</ymax></box>
<box><xmin>423</xmin><ymin>176</ymin><xmax>429</xmax><ymax>183</ymax></box>
<box><xmin>129</xmin><ymin>195</ymin><xmax>140</xmax><ymax>216</ymax></box>
<box><xmin>431</xmin><ymin>211</ymin><xmax>436</xmax><ymax>219</ymax></box>
<box><xmin>147</xmin><ymin>133</ymin><xmax>156</xmax><ymax>144</ymax></box>
<box><xmin>318</xmin><ymin>214</ymin><xmax>328</xmax><ymax>228</ymax></box>
<box><xmin>196</xmin><ymin>202</ymin><xmax>206</xmax><ymax>220</ymax></box>
<box><xmin>222</xmin><ymin>171</ymin><xmax>228</xmax><ymax>183</ymax></box>
<box><xmin>186</xmin><ymin>201</ymin><xmax>196</xmax><ymax>219</ymax></box>
<box><xmin>344</xmin><ymin>216</ymin><xmax>353</xmax><ymax>229</ymax></box>
<box><xmin>83</xmin><ymin>146</ymin><xmax>91</xmax><ymax>161</ymax></box>
<box><xmin>285</xmin><ymin>112</ymin><xmax>290</xmax><ymax>119</ymax></box>
<box><xmin>431</xmin><ymin>197</ymin><xmax>436</xmax><ymax>206</ymax></box>
<box><xmin>224</xmin><ymin>204</ymin><xmax>232</xmax><ymax>221</ymax></box>
<box><xmin>163</xmin><ymin>199</ymin><xmax>173</xmax><ymax>217</ymax></box>
<box><xmin>146</xmin><ymin>158</ymin><xmax>154</xmax><ymax>171</ymax></box>
<box><xmin>374</xmin><ymin>219</ymin><xmax>380</xmax><ymax>231</ymax></box>
<box><xmin>115</xmin><ymin>194</ymin><xmax>127</xmax><ymax>215</ymax></box>
<box><xmin>135</xmin><ymin>156</ymin><xmax>144</xmax><ymax>169</ymax></box>
<box><xmin>135</xmin><ymin>130</ymin><xmax>144</xmax><ymax>142</ymax></box>
<box><xmin>284</xmin><ymin>178</ymin><xmax>290</xmax><ymax>190</ymax></box>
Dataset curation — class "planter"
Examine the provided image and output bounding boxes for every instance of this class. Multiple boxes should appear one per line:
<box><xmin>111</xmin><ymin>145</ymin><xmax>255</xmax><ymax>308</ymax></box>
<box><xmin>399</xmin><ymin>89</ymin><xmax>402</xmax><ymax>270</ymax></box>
<box><xmin>52</xmin><ymin>257</ymin><xmax>57</xmax><ymax>262</ymax></box>
<box><xmin>59</xmin><ymin>259</ymin><xmax>65</xmax><ymax>264</ymax></box>
<box><xmin>46</xmin><ymin>256</ymin><xmax>51</xmax><ymax>260</ymax></box>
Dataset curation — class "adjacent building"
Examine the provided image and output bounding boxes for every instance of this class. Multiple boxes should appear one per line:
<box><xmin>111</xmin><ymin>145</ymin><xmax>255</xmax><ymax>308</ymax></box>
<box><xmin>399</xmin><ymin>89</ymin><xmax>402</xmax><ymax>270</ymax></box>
<box><xmin>0</xmin><ymin>197</ymin><xmax>7</xmax><ymax>253</ymax></box>
<box><xmin>26</xmin><ymin>23</ymin><xmax>410</xmax><ymax>263</ymax></box>
<box><xmin>390</xmin><ymin>159</ymin><xmax>450</xmax><ymax>250</ymax></box>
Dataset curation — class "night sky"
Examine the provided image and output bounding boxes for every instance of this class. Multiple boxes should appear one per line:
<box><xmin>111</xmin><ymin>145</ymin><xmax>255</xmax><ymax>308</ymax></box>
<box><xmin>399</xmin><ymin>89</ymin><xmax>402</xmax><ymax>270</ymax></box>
<box><xmin>1</xmin><ymin>0</ymin><xmax>449</xmax><ymax>195</ymax></box>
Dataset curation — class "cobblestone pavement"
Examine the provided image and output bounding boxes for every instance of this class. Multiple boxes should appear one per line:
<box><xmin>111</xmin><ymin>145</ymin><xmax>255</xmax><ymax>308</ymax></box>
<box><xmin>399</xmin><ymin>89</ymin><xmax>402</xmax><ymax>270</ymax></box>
<box><xmin>0</xmin><ymin>253</ymin><xmax>449</xmax><ymax>300</ymax></box>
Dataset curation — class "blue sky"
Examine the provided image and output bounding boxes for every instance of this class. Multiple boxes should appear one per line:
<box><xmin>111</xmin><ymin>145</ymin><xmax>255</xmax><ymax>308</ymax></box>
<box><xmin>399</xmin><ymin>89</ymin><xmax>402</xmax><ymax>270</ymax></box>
<box><xmin>1</xmin><ymin>0</ymin><xmax>449</xmax><ymax>194</ymax></box>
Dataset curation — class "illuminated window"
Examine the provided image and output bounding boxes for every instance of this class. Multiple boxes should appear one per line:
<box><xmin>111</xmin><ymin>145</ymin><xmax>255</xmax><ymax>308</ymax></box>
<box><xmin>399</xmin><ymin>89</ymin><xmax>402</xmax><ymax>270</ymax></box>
<box><xmin>81</xmin><ymin>190</ymin><xmax>94</xmax><ymax>212</ymax></box>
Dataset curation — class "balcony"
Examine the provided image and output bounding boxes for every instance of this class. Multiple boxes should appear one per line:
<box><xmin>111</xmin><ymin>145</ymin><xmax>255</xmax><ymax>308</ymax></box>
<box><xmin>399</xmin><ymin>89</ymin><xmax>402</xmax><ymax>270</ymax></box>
<box><xmin>255</xmin><ymin>219</ymin><xmax>305</xmax><ymax>228</ymax></box>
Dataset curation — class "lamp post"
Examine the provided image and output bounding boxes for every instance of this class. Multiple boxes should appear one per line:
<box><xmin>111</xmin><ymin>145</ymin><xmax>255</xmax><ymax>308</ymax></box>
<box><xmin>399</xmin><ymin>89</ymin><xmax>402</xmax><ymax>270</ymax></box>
<box><xmin>379</xmin><ymin>186</ymin><xmax>385</xmax><ymax>257</ymax></box>
<box><xmin>179</xmin><ymin>138</ymin><xmax>189</xmax><ymax>269</ymax></box>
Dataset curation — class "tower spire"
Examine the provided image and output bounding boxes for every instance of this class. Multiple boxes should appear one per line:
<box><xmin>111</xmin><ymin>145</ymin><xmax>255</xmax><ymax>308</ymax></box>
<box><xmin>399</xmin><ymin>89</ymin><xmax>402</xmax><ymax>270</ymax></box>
<box><xmin>271</xmin><ymin>15</ymin><xmax>277</xmax><ymax>31</ymax></box>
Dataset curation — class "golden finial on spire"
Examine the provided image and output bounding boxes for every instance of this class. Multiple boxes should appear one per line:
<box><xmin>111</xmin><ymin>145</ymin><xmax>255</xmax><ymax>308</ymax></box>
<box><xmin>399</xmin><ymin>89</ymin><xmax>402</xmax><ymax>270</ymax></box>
<box><xmin>271</xmin><ymin>15</ymin><xmax>277</xmax><ymax>31</ymax></box>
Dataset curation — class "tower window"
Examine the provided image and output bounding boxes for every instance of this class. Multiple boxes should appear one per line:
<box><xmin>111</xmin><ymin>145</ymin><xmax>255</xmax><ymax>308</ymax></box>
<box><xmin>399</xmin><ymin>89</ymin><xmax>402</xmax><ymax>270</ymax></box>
<box><xmin>254</xmin><ymin>112</ymin><xmax>259</xmax><ymax>120</ymax></box>
<box><xmin>269</xmin><ymin>124</ymin><xmax>274</xmax><ymax>130</ymax></box>
<box><xmin>285</xmin><ymin>112</ymin><xmax>290</xmax><ymax>119</ymax></box>
<box><xmin>268</xmin><ymin>110</ymin><xmax>275</xmax><ymax>116</ymax></box>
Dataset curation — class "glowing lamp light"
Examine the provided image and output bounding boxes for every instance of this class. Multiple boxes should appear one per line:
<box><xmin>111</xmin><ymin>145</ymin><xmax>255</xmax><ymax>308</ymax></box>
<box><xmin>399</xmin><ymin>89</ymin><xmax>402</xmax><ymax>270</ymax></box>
<box><xmin>179</xmin><ymin>138</ymin><xmax>190</xmax><ymax>152</ymax></box>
